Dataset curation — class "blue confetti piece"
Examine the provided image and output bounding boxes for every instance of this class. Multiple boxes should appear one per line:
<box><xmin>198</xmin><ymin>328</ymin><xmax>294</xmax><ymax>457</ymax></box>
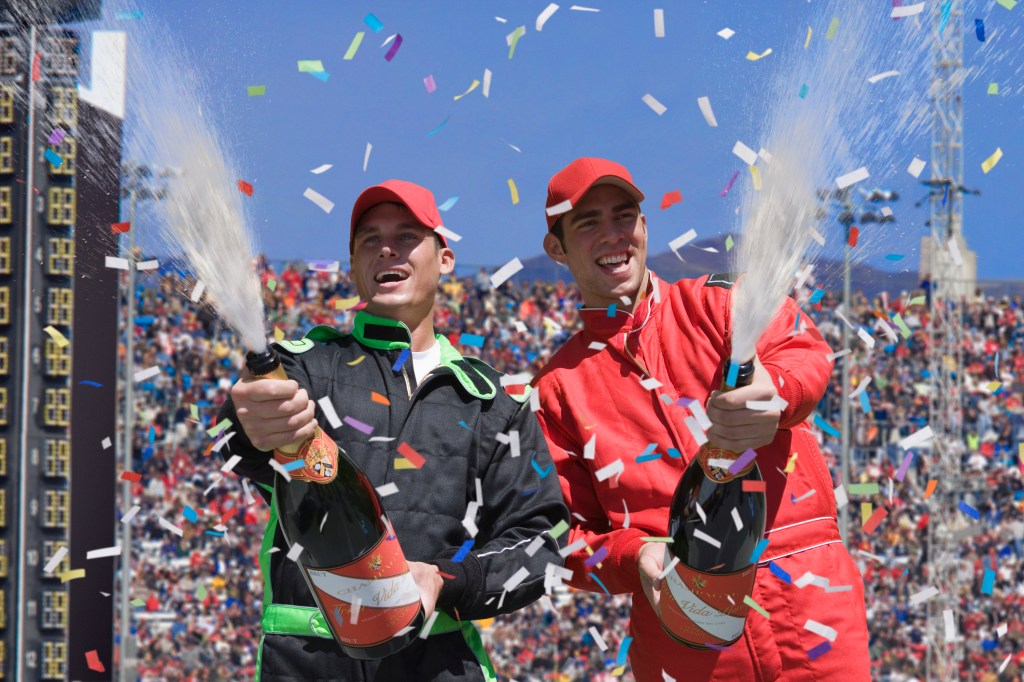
<box><xmin>813</xmin><ymin>414</ymin><xmax>841</xmax><ymax>438</ymax></box>
<box><xmin>438</xmin><ymin>196</ymin><xmax>459</xmax><ymax>212</ymax></box>
<box><xmin>798</xmin><ymin>83</ymin><xmax>808</xmax><ymax>99</ymax></box>
<box><xmin>606</xmin><ymin>303</ymin><xmax>617</xmax><ymax>317</ymax></box>
<box><xmin>79</xmin><ymin>380</ymin><xmax>102</xmax><ymax>387</ymax></box>
<box><xmin>750</xmin><ymin>538</ymin><xmax>769</xmax><ymax>564</ymax></box>
<box><xmin>457</xmin><ymin>421</ymin><xmax>474</xmax><ymax>431</ymax></box>
<box><xmin>116</xmin><ymin>10</ymin><xmax>144</xmax><ymax>19</ymax></box>
<box><xmin>636</xmin><ymin>453</ymin><xmax>662</xmax><ymax>464</ymax></box>
<box><xmin>975</xmin><ymin>18</ymin><xmax>986</xmax><ymax>42</ymax></box>
<box><xmin>204</xmin><ymin>531</ymin><xmax>225</xmax><ymax>537</ymax></box>
<box><xmin>726</xmin><ymin>360</ymin><xmax>739</xmax><ymax>387</ymax></box>
<box><xmin>458</xmin><ymin>333</ymin><xmax>485</xmax><ymax>348</ymax></box>
<box><xmin>858</xmin><ymin>390</ymin><xmax>871</xmax><ymax>415</ymax></box>
<box><xmin>807</xmin><ymin>640</ymin><xmax>832</xmax><ymax>661</ymax></box>
<box><xmin>452</xmin><ymin>540</ymin><xmax>474</xmax><ymax>563</ymax></box>
<box><xmin>615</xmin><ymin>637</ymin><xmax>633</xmax><ymax>666</ymax></box>
<box><xmin>427</xmin><ymin>116</ymin><xmax>451</xmax><ymax>136</ymax></box>
<box><xmin>768</xmin><ymin>560</ymin><xmax>791</xmax><ymax>583</ymax></box>
<box><xmin>794</xmin><ymin>311</ymin><xmax>801</xmax><ymax>330</ymax></box>
<box><xmin>364</xmin><ymin>12</ymin><xmax>384</xmax><ymax>32</ymax></box>
<box><xmin>333</xmin><ymin>606</ymin><xmax>344</xmax><ymax>625</ymax></box>
<box><xmin>520</xmin><ymin>487</ymin><xmax>539</xmax><ymax>496</ymax></box>
<box><xmin>667</xmin><ymin>448</ymin><xmax>682</xmax><ymax>459</ymax></box>
<box><xmin>44</xmin><ymin>148</ymin><xmax>63</xmax><ymax>167</ymax></box>
<box><xmin>982</xmin><ymin>568</ymin><xmax>995</xmax><ymax>595</ymax></box>
<box><xmin>182</xmin><ymin>506</ymin><xmax>198</xmax><ymax>523</ymax></box>
<box><xmin>530</xmin><ymin>454</ymin><xmax>553</xmax><ymax>479</ymax></box>
<box><xmin>958</xmin><ymin>500</ymin><xmax>980</xmax><ymax>520</ymax></box>
<box><xmin>391</xmin><ymin>348</ymin><xmax>411</xmax><ymax>372</ymax></box>
<box><xmin>885</xmin><ymin>254</ymin><xmax>905</xmax><ymax>261</ymax></box>
<box><xmin>148</xmin><ymin>425</ymin><xmax>156</xmax><ymax>444</ymax></box>
<box><xmin>588</xmin><ymin>572</ymin><xmax>611</xmax><ymax>595</ymax></box>
<box><xmin>941</xmin><ymin>184</ymin><xmax>948</xmax><ymax>206</ymax></box>
<box><xmin>809</xmin><ymin>288</ymin><xmax>824</xmax><ymax>304</ymax></box>
<box><xmin>308</xmin><ymin>70</ymin><xmax>330</xmax><ymax>82</ymax></box>
<box><xmin>939</xmin><ymin>0</ymin><xmax>952</xmax><ymax>34</ymax></box>
<box><xmin>283</xmin><ymin>459</ymin><xmax>306</xmax><ymax>472</ymax></box>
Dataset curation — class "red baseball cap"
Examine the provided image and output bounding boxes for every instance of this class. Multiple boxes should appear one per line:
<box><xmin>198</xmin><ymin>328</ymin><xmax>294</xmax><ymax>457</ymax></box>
<box><xmin>545</xmin><ymin>157</ymin><xmax>645</xmax><ymax>230</ymax></box>
<box><xmin>350</xmin><ymin>179</ymin><xmax>447</xmax><ymax>253</ymax></box>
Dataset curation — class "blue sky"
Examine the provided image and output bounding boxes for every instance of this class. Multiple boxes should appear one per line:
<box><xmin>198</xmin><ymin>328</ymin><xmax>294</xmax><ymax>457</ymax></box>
<box><xmin>79</xmin><ymin>1</ymin><xmax>1021</xmax><ymax>279</ymax></box>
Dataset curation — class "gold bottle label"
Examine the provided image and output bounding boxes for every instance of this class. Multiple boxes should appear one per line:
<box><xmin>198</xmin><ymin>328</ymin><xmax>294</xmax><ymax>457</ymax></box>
<box><xmin>274</xmin><ymin>426</ymin><xmax>339</xmax><ymax>484</ymax></box>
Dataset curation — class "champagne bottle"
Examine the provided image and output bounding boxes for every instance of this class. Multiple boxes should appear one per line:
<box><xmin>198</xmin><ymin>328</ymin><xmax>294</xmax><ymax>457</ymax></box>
<box><xmin>245</xmin><ymin>348</ymin><xmax>424</xmax><ymax>660</ymax></box>
<box><xmin>659</xmin><ymin>358</ymin><xmax>767</xmax><ymax>649</ymax></box>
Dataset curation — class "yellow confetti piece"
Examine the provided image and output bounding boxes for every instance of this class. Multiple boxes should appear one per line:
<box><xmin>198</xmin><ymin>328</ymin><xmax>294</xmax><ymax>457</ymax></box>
<box><xmin>343</xmin><ymin>31</ymin><xmax>365</xmax><ymax>60</ymax></box>
<box><xmin>749</xmin><ymin>165</ymin><xmax>762</xmax><ymax>190</ymax></box>
<box><xmin>611</xmin><ymin>665</ymin><xmax>626</xmax><ymax>677</ymax></box>
<box><xmin>335</xmin><ymin>296</ymin><xmax>361</xmax><ymax>310</ymax></box>
<box><xmin>746</xmin><ymin>48</ymin><xmax>773</xmax><ymax>61</ymax></box>
<box><xmin>987</xmin><ymin>82</ymin><xmax>999</xmax><ymax>95</ymax></box>
<box><xmin>860</xmin><ymin>501</ymin><xmax>873</xmax><ymax>526</ymax></box>
<box><xmin>507</xmin><ymin>178</ymin><xmax>520</xmax><ymax>205</ymax></box>
<box><xmin>908</xmin><ymin>295</ymin><xmax>926</xmax><ymax>306</ymax></box>
<box><xmin>804</xmin><ymin>26</ymin><xmax>812</xmax><ymax>48</ymax></box>
<box><xmin>394</xmin><ymin>457</ymin><xmax>417</xmax><ymax>470</ymax></box>
<box><xmin>996</xmin><ymin>0</ymin><xmax>1016</xmax><ymax>9</ymax></box>
<box><xmin>743</xmin><ymin>594</ymin><xmax>770</xmax><ymax>619</ymax></box>
<box><xmin>981</xmin><ymin>147</ymin><xmax>1003</xmax><ymax>174</ymax></box>
<box><xmin>59</xmin><ymin>568</ymin><xmax>86</xmax><ymax>583</ymax></box>
<box><xmin>43</xmin><ymin>325</ymin><xmax>69</xmax><ymax>347</ymax></box>
<box><xmin>825</xmin><ymin>17</ymin><xmax>839</xmax><ymax>40</ymax></box>
<box><xmin>987</xmin><ymin>381</ymin><xmax>1002</xmax><ymax>393</ymax></box>
<box><xmin>273</xmin><ymin>326</ymin><xmax>285</xmax><ymax>341</ymax></box>
<box><xmin>453</xmin><ymin>79</ymin><xmax>480</xmax><ymax>101</ymax></box>
<box><xmin>347</xmin><ymin>355</ymin><xmax>367</xmax><ymax>366</ymax></box>
<box><xmin>640</xmin><ymin>536</ymin><xmax>674</xmax><ymax>542</ymax></box>
<box><xmin>784</xmin><ymin>452</ymin><xmax>799</xmax><ymax>473</ymax></box>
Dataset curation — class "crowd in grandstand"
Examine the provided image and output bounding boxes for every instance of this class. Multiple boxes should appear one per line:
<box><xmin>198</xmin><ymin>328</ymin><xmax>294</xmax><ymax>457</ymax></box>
<box><xmin>118</xmin><ymin>259</ymin><xmax>1023</xmax><ymax>680</ymax></box>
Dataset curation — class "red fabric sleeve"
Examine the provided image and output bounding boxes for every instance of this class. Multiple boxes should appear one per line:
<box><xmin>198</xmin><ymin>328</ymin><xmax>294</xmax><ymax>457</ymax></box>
<box><xmin>535</xmin><ymin>376</ymin><xmax>647</xmax><ymax>596</ymax></box>
<box><xmin>754</xmin><ymin>295</ymin><xmax>834</xmax><ymax>428</ymax></box>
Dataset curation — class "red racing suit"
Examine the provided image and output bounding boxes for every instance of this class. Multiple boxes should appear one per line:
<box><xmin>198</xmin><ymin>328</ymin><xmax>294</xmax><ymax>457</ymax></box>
<box><xmin>533</xmin><ymin>272</ymin><xmax>870</xmax><ymax>681</ymax></box>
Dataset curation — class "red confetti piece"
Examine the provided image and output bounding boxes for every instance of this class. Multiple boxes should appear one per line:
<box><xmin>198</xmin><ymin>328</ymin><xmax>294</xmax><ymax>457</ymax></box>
<box><xmin>847</xmin><ymin>226</ymin><xmax>859</xmax><ymax>247</ymax></box>
<box><xmin>121</xmin><ymin>471</ymin><xmax>142</xmax><ymax>482</ymax></box>
<box><xmin>86</xmin><ymin>650</ymin><xmax>106</xmax><ymax>673</ymax></box>
<box><xmin>923</xmin><ymin>479</ymin><xmax>938</xmax><ymax>499</ymax></box>
<box><xmin>111</xmin><ymin>222</ymin><xmax>131</xmax><ymax>234</ymax></box>
<box><xmin>238</xmin><ymin>180</ymin><xmax>254</xmax><ymax>196</ymax></box>
<box><xmin>660</xmin><ymin>190</ymin><xmax>683</xmax><ymax>209</ymax></box>
<box><xmin>862</xmin><ymin>506</ymin><xmax>888</xmax><ymax>534</ymax></box>
<box><xmin>397</xmin><ymin>441</ymin><xmax>425</xmax><ymax>468</ymax></box>
<box><xmin>742</xmin><ymin>480</ymin><xmax>767</xmax><ymax>492</ymax></box>
<box><xmin>32</xmin><ymin>52</ymin><xmax>42</xmax><ymax>81</ymax></box>
<box><xmin>438</xmin><ymin>571</ymin><xmax>456</xmax><ymax>580</ymax></box>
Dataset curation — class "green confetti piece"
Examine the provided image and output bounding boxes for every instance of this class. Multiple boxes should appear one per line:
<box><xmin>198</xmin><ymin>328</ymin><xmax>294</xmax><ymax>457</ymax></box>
<box><xmin>189</xmin><ymin>404</ymin><xmax>199</xmax><ymax>420</ymax></box>
<box><xmin>297</xmin><ymin>60</ymin><xmax>325</xmax><ymax>72</ymax></box>
<box><xmin>848</xmin><ymin>483</ymin><xmax>879</xmax><ymax>495</ymax></box>
<box><xmin>744</xmin><ymin>594</ymin><xmax>770</xmax><ymax>619</ymax></box>
<box><xmin>547</xmin><ymin>519</ymin><xmax>569</xmax><ymax>539</ymax></box>
<box><xmin>725</xmin><ymin>235</ymin><xmax>735</xmax><ymax>251</ymax></box>
<box><xmin>825</xmin><ymin>17</ymin><xmax>840</xmax><ymax>40</ymax></box>
<box><xmin>131</xmin><ymin>598</ymin><xmax>146</xmax><ymax>607</ymax></box>
<box><xmin>996</xmin><ymin>0</ymin><xmax>1016</xmax><ymax>9</ymax></box>
<box><xmin>206</xmin><ymin>418</ymin><xmax>232</xmax><ymax>439</ymax></box>
<box><xmin>267</xmin><ymin>277</ymin><xmax>277</xmax><ymax>291</ymax></box>
<box><xmin>987</xmin><ymin>82</ymin><xmax>999</xmax><ymax>95</ymax></box>
<box><xmin>343</xmin><ymin>32</ymin><xmax>365</xmax><ymax>60</ymax></box>
<box><xmin>247</xmin><ymin>85</ymin><xmax>266</xmax><ymax>96</ymax></box>
<box><xmin>507</xmin><ymin>25</ymin><xmax>526</xmax><ymax>59</ymax></box>
<box><xmin>640</xmin><ymin>536</ymin><xmax>674</xmax><ymax>543</ymax></box>
<box><xmin>908</xmin><ymin>295</ymin><xmax>926</xmax><ymax>306</ymax></box>
<box><xmin>196</xmin><ymin>583</ymin><xmax>207</xmax><ymax>601</ymax></box>
<box><xmin>892</xmin><ymin>313</ymin><xmax>912</xmax><ymax>339</ymax></box>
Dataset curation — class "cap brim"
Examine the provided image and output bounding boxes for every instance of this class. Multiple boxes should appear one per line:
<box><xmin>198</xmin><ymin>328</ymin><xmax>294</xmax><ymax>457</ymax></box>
<box><xmin>548</xmin><ymin>175</ymin><xmax>645</xmax><ymax>230</ymax></box>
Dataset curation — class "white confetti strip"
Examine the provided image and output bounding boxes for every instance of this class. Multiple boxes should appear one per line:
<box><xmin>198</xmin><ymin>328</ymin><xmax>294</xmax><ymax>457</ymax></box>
<box><xmin>120</xmin><ymin>505</ymin><xmax>141</xmax><ymax>524</ymax></box>
<box><xmin>688</xmin><ymin>401</ymin><xmax>712</xmax><ymax>430</ymax></box>
<box><xmin>998</xmin><ymin>623</ymin><xmax>1008</xmax><ymax>638</ymax></box>
<box><xmin>694</xmin><ymin>501</ymin><xmax>707</xmax><ymax>524</ymax></box>
<box><xmin>731</xmin><ymin>507</ymin><xmax>743</xmax><ymax>531</ymax></box>
<box><xmin>835</xmin><ymin>166</ymin><xmax>870</xmax><ymax>189</ymax></box>
<box><xmin>525</xmin><ymin>535</ymin><xmax>547</xmax><ymax>557</ymax></box>
<box><xmin>697</xmin><ymin>96</ymin><xmax>718</xmax><ymax>127</ymax></box>
<box><xmin>732</xmin><ymin>140</ymin><xmax>758</xmax><ymax>166</ymax></box>
<box><xmin>584</xmin><ymin>434</ymin><xmax>596</xmax><ymax>460</ymax></box>
<box><xmin>658</xmin><ymin>553</ymin><xmax>681</xmax><ymax>580</ymax></box>
<box><xmin>434</xmin><ymin>225</ymin><xmax>463</xmax><ymax>243</ymax></box>
<box><xmin>857</xmin><ymin>327</ymin><xmax>876</xmax><ymax>349</ymax></box>
<box><xmin>87</xmin><ymin>545</ymin><xmax>122</xmax><ymax>559</ymax></box>
<box><xmin>490</xmin><ymin>258</ymin><xmax>523</xmax><ymax>288</ymax></box>
<box><xmin>653</xmin><ymin>8</ymin><xmax>665</xmax><ymax>37</ymax></box>
<box><xmin>136</xmin><ymin>259</ymin><xmax>159</xmax><ymax>271</ymax></box>
<box><xmin>891</xmin><ymin>2</ymin><xmax>925</xmax><ymax>18</ymax></box>
<box><xmin>363</xmin><ymin>142</ymin><xmax>372</xmax><ymax>172</ymax></box>
<box><xmin>907</xmin><ymin>157</ymin><xmax>927</xmax><ymax>178</ymax></box>
<box><xmin>717</xmin><ymin>27</ymin><xmax>735</xmax><ymax>39</ymax></box>
<box><xmin>804</xmin><ymin>619</ymin><xmax>838</xmax><ymax>642</ymax></box>
<box><xmin>44</xmin><ymin>547</ymin><xmax>69</xmax><ymax>574</ymax></box>
<box><xmin>463</xmin><ymin>502</ymin><xmax>479</xmax><ymax>537</ymax></box>
<box><xmin>268</xmin><ymin>459</ymin><xmax>293</xmax><ymax>482</ymax></box>
<box><xmin>419</xmin><ymin>611</ymin><xmax>440</xmax><ymax>639</ymax></box>
<box><xmin>641</xmin><ymin>93</ymin><xmax>667</xmax><ymax>115</ymax></box>
<box><xmin>221</xmin><ymin>455</ymin><xmax>242</xmax><ymax>473</ymax></box>
<box><xmin>503</xmin><ymin>566</ymin><xmax>531</xmax><ymax>592</ymax></box>
<box><xmin>102</xmin><ymin>437</ymin><xmax>112</xmax><ymax>449</ymax></box>
<box><xmin>588</xmin><ymin>626</ymin><xmax>608</xmax><ymax>651</ymax></box>
<box><xmin>595</xmin><ymin>459</ymin><xmax>624</xmax><ymax>482</ymax></box>
<box><xmin>500</xmin><ymin>373</ymin><xmax>532</xmax><ymax>386</ymax></box>
<box><xmin>909</xmin><ymin>586</ymin><xmax>940</xmax><ymax>606</ymax></box>
<box><xmin>684</xmin><ymin>416</ymin><xmax>708</xmax><ymax>446</ymax></box>
<box><xmin>623</xmin><ymin>499</ymin><xmax>630</xmax><ymax>529</ymax></box>
<box><xmin>159</xmin><ymin>517</ymin><xmax>184</xmax><ymax>537</ymax></box>
<box><xmin>900</xmin><ymin>426</ymin><xmax>933</xmax><ymax>450</ymax></box>
<box><xmin>190</xmin><ymin>280</ymin><xmax>206</xmax><ymax>302</ymax></box>
<box><xmin>105</xmin><ymin>256</ymin><xmax>129</xmax><ymax>270</ymax></box>
<box><xmin>316</xmin><ymin>396</ymin><xmax>342</xmax><ymax>429</ymax></box>
<box><xmin>286</xmin><ymin>542</ymin><xmax>304</xmax><ymax>562</ymax></box>
<box><xmin>947</xmin><ymin>238</ymin><xmax>963</xmax><ymax>266</ymax></box>
<box><xmin>588</xmin><ymin>341</ymin><xmax>607</xmax><ymax>351</ymax></box>
<box><xmin>546</xmin><ymin>198</ymin><xmax>573</xmax><ymax>216</ymax></box>
<box><xmin>668</xmin><ymin>229</ymin><xmax>697</xmax><ymax>256</ymax></box>
<box><xmin>303</xmin><ymin>187</ymin><xmax>334</xmax><ymax>213</ymax></box>
<box><xmin>560</xmin><ymin>538</ymin><xmax>588</xmax><ymax>557</ymax></box>
<box><xmin>809</xmin><ymin>228</ymin><xmax>826</xmax><ymax>246</ymax></box>
<box><xmin>535</xmin><ymin>3</ymin><xmax>559</xmax><ymax>31</ymax></box>
<box><xmin>640</xmin><ymin>377</ymin><xmax>662</xmax><ymax>391</ymax></box>
<box><xmin>133</xmin><ymin>366</ymin><xmax>160</xmax><ymax>382</ymax></box>
<box><xmin>944</xmin><ymin>609</ymin><xmax>956</xmax><ymax>642</ymax></box>
<box><xmin>826</xmin><ymin>348</ymin><xmax>852</xmax><ymax>362</ymax></box>
<box><xmin>482</xmin><ymin>68</ymin><xmax>492</xmax><ymax>97</ymax></box>
<box><xmin>375</xmin><ymin>482</ymin><xmax>399</xmax><ymax>497</ymax></box>
<box><xmin>834</xmin><ymin>484</ymin><xmax>849</xmax><ymax>510</ymax></box>
<box><xmin>310</xmin><ymin>163</ymin><xmax>332</xmax><ymax>174</ymax></box>
<box><xmin>693</xmin><ymin>529</ymin><xmax>721</xmax><ymax>549</ymax></box>
<box><xmin>570</xmin><ymin>5</ymin><xmax>599</xmax><ymax>11</ymax></box>
<box><xmin>867</xmin><ymin>70</ymin><xmax>901</xmax><ymax>84</ymax></box>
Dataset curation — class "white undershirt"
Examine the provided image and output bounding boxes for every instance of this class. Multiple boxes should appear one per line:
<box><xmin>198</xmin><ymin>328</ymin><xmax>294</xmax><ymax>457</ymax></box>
<box><xmin>410</xmin><ymin>341</ymin><xmax>441</xmax><ymax>385</ymax></box>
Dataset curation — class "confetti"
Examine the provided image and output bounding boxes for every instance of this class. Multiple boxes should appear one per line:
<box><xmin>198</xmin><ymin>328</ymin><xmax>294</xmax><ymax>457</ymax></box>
<box><xmin>825</xmin><ymin>17</ymin><xmax>840</xmax><ymax>40</ymax></box>
<box><xmin>719</xmin><ymin>170</ymin><xmax>740</xmax><ymax>196</ymax></box>
<box><xmin>482</xmin><ymin>69</ymin><xmax>492</xmax><ymax>97</ymax></box>
<box><xmin>453</xmin><ymin>79</ymin><xmax>480</xmax><ymax>101</ymax></box>
<box><xmin>749</xmin><ymin>165</ymin><xmax>762</xmax><ymax>191</ymax></box>
<box><xmin>86</xmin><ymin>650</ymin><xmax>107</xmax><ymax>672</ymax></box>
<box><xmin>835</xmin><ymin>166</ymin><xmax>869</xmax><ymax>189</ymax></box>
<box><xmin>660</xmin><ymin>190</ymin><xmax>683</xmax><ymax>209</ymax></box>
<box><xmin>247</xmin><ymin>85</ymin><xmax>266</xmax><ymax>96</ymax></box>
<box><xmin>364</xmin><ymin>12</ymin><xmax>384</xmax><ymax>32</ymax></box>
<box><xmin>769</xmin><ymin>560</ymin><xmax>791</xmax><ymax>583</ymax></box>
<box><xmin>44</xmin><ymin>547</ymin><xmax>69</xmax><ymax>573</ymax></box>
<box><xmin>459</xmin><ymin>333</ymin><xmax>485</xmax><ymax>348</ymax></box>
<box><xmin>490</xmin><ymin>258</ymin><xmax>523</xmax><ymax>288</ymax></box>
<box><xmin>804</xmin><ymin>26</ymin><xmax>812</xmax><ymax>48</ymax></box>
<box><xmin>111</xmin><ymin>221</ymin><xmax>131</xmax><ymax>234</ymax></box>
<box><xmin>343</xmin><ymin>32</ymin><xmax>365</xmax><ymax>60</ymax></box>
<box><xmin>397</xmin><ymin>441</ymin><xmax>426</xmax><ymax>469</ymax></box>
<box><xmin>303</xmin><ymin>188</ymin><xmax>334</xmax><ymax>213</ymax></box>
<box><xmin>642</xmin><ymin>93</ymin><xmax>667</xmax><ymax>115</ymax></box>
<box><xmin>668</xmin><ymin>229</ymin><xmax>697</xmax><ymax>258</ymax></box>
<box><xmin>746</xmin><ymin>48</ymin><xmax>772</xmax><ymax>61</ymax></box>
<box><xmin>862</xmin><ymin>506</ymin><xmax>888</xmax><ymax>533</ymax></box>
<box><xmin>87</xmin><ymin>545</ymin><xmax>122</xmax><ymax>559</ymax></box>
<box><xmin>507</xmin><ymin>25</ymin><xmax>526</xmax><ymax>59</ymax></box>
<box><xmin>426</xmin><ymin>116</ymin><xmax>450</xmax><ymax>136</ymax></box>
<box><xmin>653</xmin><ymin>8</ymin><xmax>665</xmax><ymax>37</ymax></box>
<box><xmin>958</xmin><ymin>500</ymin><xmax>980</xmax><ymax>520</ymax></box>
<box><xmin>133</xmin><ymin>366</ymin><xmax>160</xmax><ymax>382</ymax></box>
<box><xmin>589</xmin><ymin>626</ymin><xmax>609</xmax><ymax>651</ymax></box>
<box><xmin>237</xmin><ymin>179</ymin><xmax>254</xmax><ymax>196</ymax></box>
<box><xmin>981</xmin><ymin>147</ymin><xmax>1003</xmax><ymax>174</ymax></box>
<box><xmin>743</xmin><ymin>595</ymin><xmax>770</xmax><ymax>619</ymax></box>
<box><xmin>363</xmin><ymin>142</ymin><xmax>373</xmax><ymax>171</ymax></box>
<box><xmin>717</xmin><ymin>27</ymin><xmax>735</xmax><ymax>39</ymax></box>
<box><xmin>424</xmin><ymin>74</ymin><xmax>437</xmax><ymax>93</ymax></box>
<box><xmin>595</xmin><ymin>459</ymin><xmax>624</xmax><ymax>483</ymax></box>
<box><xmin>696</xmin><ymin>96</ymin><xmax>717</xmax><ymax>127</ymax></box>
<box><xmin>891</xmin><ymin>3</ymin><xmax>925</xmax><ymax>17</ymax></box>
<box><xmin>807</xmin><ymin>641</ymin><xmax>832</xmax><ymax>661</ymax></box>
<box><xmin>507</xmin><ymin>178</ymin><xmax>520</xmax><ymax>204</ymax></box>
<box><xmin>732</xmin><ymin>140</ymin><xmax>758</xmax><ymax>166</ymax></box>
<box><xmin>42</xmin><ymin>325</ymin><xmax>70</xmax><ymax>347</ymax></box>
<box><xmin>997</xmin><ymin>0</ymin><xmax>1017</xmax><ymax>8</ymax></box>
<box><xmin>987</xmin><ymin>82</ymin><xmax>999</xmax><ymax>94</ymax></box>
<box><xmin>48</xmin><ymin>128</ymin><xmax>65</xmax><ymax>144</ymax></box>
<box><xmin>384</xmin><ymin>34</ymin><xmax>403</xmax><ymax>61</ymax></box>
<box><xmin>900</xmin><ymin>426</ymin><xmax>933</xmax><ymax>450</ymax></box>
<box><xmin>297</xmin><ymin>60</ymin><xmax>325</xmax><ymax>73</ymax></box>
<box><xmin>907</xmin><ymin>157</ymin><xmax>926</xmax><ymax>178</ymax></box>
<box><xmin>975</xmin><ymin>18</ymin><xmax>986</xmax><ymax>42</ymax></box>
<box><xmin>536</xmin><ymin>3</ymin><xmax>560</xmax><ymax>31</ymax></box>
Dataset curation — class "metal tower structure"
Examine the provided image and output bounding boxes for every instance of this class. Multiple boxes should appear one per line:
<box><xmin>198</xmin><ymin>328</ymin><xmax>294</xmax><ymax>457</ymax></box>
<box><xmin>924</xmin><ymin>1</ymin><xmax>967</xmax><ymax>679</ymax></box>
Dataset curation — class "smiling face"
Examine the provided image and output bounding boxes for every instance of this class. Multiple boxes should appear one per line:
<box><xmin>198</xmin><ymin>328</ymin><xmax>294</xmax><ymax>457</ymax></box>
<box><xmin>543</xmin><ymin>183</ymin><xmax>648</xmax><ymax>310</ymax></box>
<box><xmin>351</xmin><ymin>203</ymin><xmax>454</xmax><ymax>327</ymax></box>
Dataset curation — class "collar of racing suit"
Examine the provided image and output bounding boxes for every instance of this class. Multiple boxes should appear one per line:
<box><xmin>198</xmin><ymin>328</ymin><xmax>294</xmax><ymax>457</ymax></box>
<box><xmin>579</xmin><ymin>269</ymin><xmax>664</xmax><ymax>340</ymax></box>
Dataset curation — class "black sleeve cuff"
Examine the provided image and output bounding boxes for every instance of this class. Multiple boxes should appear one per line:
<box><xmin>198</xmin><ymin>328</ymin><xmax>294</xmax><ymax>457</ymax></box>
<box><xmin>431</xmin><ymin>550</ymin><xmax>484</xmax><ymax>615</ymax></box>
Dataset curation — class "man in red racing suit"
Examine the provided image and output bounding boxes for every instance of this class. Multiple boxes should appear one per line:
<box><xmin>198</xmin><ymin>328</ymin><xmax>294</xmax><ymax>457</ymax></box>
<box><xmin>531</xmin><ymin>157</ymin><xmax>871</xmax><ymax>681</ymax></box>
